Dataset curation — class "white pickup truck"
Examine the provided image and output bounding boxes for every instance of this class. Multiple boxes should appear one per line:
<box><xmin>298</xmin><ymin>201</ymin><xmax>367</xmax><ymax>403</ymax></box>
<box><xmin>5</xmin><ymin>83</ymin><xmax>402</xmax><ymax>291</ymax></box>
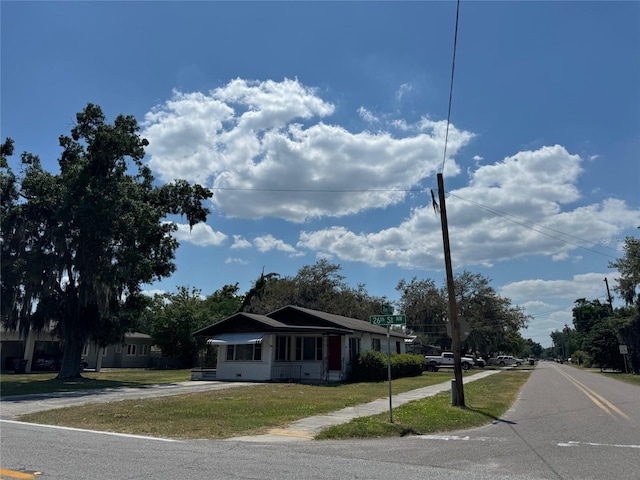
<box><xmin>424</xmin><ymin>352</ymin><xmax>474</xmax><ymax>372</ymax></box>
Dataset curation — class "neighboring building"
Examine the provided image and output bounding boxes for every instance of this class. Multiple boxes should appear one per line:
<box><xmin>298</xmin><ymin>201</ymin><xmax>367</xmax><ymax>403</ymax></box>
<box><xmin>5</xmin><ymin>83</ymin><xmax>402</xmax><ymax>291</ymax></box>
<box><xmin>1</xmin><ymin>324</ymin><xmax>154</xmax><ymax>372</ymax></box>
<box><xmin>193</xmin><ymin>305</ymin><xmax>409</xmax><ymax>383</ymax></box>
<box><xmin>83</xmin><ymin>332</ymin><xmax>155</xmax><ymax>370</ymax></box>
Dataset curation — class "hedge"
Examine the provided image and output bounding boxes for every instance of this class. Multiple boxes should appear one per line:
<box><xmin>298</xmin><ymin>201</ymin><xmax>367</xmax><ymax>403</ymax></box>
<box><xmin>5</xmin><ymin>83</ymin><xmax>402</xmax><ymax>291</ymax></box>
<box><xmin>350</xmin><ymin>351</ymin><xmax>424</xmax><ymax>382</ymax></box>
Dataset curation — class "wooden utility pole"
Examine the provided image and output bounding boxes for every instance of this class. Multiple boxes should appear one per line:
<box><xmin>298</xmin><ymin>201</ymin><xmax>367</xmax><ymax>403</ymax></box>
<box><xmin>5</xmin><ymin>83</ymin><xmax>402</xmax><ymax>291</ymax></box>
<box><xmin>437</xmin><ymin>173</ymin><xmax>465</xmax><ymax>407</ymax></box>
<box><xmin>604</xmin><ymin>277</ymin><xmax>614</xmax><ymax>313</ymax></box>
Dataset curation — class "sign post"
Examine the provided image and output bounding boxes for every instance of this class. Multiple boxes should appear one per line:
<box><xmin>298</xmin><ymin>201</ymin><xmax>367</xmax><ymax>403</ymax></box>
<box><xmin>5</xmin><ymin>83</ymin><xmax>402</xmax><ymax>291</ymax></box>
<box><xmin>619</xmin><ymin>345</ymin><xmax>629</xmax><ymax>374</ymax></box>
<box><xmin>370</xmin><ymin>314</ymin><xmax>406</xmax><ymax>423</ymax></box>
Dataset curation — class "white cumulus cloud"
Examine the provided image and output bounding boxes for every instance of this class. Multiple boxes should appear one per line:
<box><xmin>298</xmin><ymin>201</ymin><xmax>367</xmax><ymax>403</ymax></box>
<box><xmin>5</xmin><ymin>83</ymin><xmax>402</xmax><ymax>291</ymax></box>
<box><xmin>143</xmin><ymin>78</ymin><xmax>473</xmax><ymax>222</ymax></box>
<box><xmin>231</xmin><ymin>235</ymin><xmax>252</xmax><ymax>249</ymax></box>
<box><xmin>254</xmin><ymin>234</ymin><xmax>303</xmax><ymax>257</ymax></box>
<box><xmin>171</xmin><ymin>223</ymin><xmax>228</xmax><ymax>247</ymax></box>
<box><xmin>296</xmin><ymin>145</ymin><xmax>640</xmax><ymax>269</ymax></box>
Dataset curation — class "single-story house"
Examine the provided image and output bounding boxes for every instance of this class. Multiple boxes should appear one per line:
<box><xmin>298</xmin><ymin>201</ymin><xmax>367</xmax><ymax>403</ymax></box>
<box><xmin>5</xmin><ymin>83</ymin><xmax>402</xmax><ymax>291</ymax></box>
<box><xmin>84</xmin><ymin>332</ymin><xmax>155</xmax><ymax>370</ymax></box>
<box><xmin>1</xmin><ymin>324</ymin><xmax>155</xmax><ymax>372</ymax></box>
<box><xmin>193</xmin><ymin>305</ymin><xmax>409</xmax><ymax>383</ymax></box>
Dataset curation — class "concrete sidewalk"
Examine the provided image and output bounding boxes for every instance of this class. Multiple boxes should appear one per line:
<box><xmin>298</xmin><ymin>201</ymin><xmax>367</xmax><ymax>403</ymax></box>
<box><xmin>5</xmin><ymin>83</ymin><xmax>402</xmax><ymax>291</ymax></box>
<box><xmin>227</xmin><ymin>369</ymin><xmax>500</xmax><ymax>442</ymax></box>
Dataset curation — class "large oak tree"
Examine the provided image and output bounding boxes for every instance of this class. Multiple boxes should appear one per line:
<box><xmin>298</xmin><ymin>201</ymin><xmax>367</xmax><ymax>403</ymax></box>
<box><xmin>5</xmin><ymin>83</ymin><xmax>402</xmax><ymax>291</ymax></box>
<box><xmin>1</xmin><ymin>104</ymin><xmax>212</xmax><ymax>379</ymax></box>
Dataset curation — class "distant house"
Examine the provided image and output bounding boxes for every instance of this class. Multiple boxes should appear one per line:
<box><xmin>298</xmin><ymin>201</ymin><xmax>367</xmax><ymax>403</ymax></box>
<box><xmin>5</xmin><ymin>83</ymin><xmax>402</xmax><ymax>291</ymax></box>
<box><xmin>193</xmin><ymin>305</ymin><xmax>409</xmax><ymax>383</ymax></box>
<box><xmin>84</xmin><ymin>332</ymin><xmax>155</xmax><ymax>370</ymax></box>
<box><xmin>1</xmin><ymin>324</ymin><xmax>155</xmax><ymax>372</ymax></box>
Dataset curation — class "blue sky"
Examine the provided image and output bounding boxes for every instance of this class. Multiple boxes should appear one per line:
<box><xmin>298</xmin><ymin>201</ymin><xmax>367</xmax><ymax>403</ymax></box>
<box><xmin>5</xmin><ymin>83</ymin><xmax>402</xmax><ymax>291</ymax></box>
<box><xmin>2</xmin><ymin>1</ymin><xmax>639</xmax><ymax>347</ymax></box>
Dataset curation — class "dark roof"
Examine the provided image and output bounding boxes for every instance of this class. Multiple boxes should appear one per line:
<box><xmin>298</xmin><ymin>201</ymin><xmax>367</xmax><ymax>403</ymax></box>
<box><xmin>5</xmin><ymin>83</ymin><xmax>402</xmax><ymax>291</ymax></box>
<box><xmin>267</xmin><ymin>305</ymin><xmax>410</xmax><ymax>339</ymax></box>
<box><xmin>193</xmin><ymin>311</ymin><xmax>352</xmax><ymax>337</ymax></box>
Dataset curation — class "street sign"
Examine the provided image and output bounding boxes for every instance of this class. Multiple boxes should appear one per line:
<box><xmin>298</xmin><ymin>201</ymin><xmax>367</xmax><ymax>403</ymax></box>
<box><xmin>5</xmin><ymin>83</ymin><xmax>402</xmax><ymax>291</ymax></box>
<box><xmin>370</xmin><ymin>315</ymin><xmax>406</xmax><ymax>326</ymax></box>
<box><xmin>380</xmin><ymin>304</ymin><xmax>393</xmax><ymax>315</ymax></box>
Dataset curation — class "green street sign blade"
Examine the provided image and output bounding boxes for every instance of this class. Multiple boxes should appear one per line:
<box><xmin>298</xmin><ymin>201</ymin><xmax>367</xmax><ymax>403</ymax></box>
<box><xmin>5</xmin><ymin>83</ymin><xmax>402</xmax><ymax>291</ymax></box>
<box><xmin>380</xmin><ymin>304</ymin><xmax>393</xmax><ymax>315</ymax></box>
<box><xmin>370</xmin><ymin>314</ymin><xmax>406</xmax><ymax>326</ymax></box>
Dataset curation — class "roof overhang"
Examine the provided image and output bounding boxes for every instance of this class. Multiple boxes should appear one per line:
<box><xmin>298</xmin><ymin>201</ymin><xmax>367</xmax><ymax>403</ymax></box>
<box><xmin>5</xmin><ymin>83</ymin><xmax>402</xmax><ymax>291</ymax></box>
<box><xmin>206</xmin><ymin>333</ymin><xmax>265</xmax><ymax>345</ymax></box>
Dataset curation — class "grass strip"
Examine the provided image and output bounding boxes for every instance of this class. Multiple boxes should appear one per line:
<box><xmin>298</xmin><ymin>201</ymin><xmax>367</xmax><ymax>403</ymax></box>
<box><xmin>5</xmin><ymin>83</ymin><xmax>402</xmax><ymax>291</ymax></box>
<box><xmin>596</xmin><ymin>371</ymin><xmax>640</xmax><ymax>387</ymax></box>
<box><xmin>316</xmin><ymin>370</ymin><xmax>530</xmax><ymax>440</ymax></box>
<box><xmin>565</xmin><ymin>364</ymin><xmax>640</xmax><ymax>387</ymax></box>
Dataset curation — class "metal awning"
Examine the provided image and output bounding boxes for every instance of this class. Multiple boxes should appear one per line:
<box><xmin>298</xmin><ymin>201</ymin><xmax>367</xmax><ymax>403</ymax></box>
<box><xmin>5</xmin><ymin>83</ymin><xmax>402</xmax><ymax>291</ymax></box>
<box><xmin>206</xmin><ymin>333</ymin><xmax>265</xmax><ymax>345</ymax></box>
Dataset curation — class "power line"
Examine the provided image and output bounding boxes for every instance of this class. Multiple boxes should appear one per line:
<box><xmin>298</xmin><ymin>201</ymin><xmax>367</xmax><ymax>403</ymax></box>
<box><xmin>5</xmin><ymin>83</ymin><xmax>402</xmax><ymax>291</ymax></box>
<box><xmin>210</xmin><ymin>187</ymin><xmax>417</xmax><ymax>193</ymax></box>
<box><xmin>446</xmin><ymin>192</ymin><xmax>621</xmax><ymax>259</ymax></box>
<box><xmin>441</xmin><ymin>0</ymin><xmax>461</xmax><ymax>174</ymax></box>
<box><xmin>209</xmin><ymin>184</ymin><xmax>622</xmax><ymax>259</ymax></box>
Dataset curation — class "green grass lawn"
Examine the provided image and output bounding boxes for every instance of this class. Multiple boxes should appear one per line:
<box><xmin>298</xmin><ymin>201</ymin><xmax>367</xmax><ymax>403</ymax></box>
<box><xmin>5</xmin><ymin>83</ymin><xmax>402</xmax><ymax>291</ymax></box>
<box><xmin>15</xmin><ymin>371</ymin><xmax>527</xmax><ymax>440</ymax></box>
<box><xmin>597</xmin><ymin>371</ymin><xmax>640</xmax><ymax>387</ymax></box>
<box><xmin>0</xmin><ymin>369</ymin><xmax>192</xmax><ymax>397</ymax></box>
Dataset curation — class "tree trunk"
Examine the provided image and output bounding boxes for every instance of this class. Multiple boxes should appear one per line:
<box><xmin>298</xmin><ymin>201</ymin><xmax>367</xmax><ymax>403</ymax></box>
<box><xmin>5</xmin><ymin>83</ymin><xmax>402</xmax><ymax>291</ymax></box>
<box><xmin>56</xmin><ymin>336</ymin><xmax>85</xmax><ymax>380</ymax></box>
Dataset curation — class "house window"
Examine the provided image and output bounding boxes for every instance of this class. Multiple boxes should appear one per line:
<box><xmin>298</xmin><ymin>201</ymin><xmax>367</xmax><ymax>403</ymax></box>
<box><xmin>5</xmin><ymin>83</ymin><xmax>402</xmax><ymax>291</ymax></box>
<box><xmin>295</xmin><ymin>337</ymin><xmax>322</xmax><ymax>361</ymax></box>
<box><xmin>303</xmin><ymin>337</ymin><xmax>316</xmax><ymax>361</ymax></box>
<box><xmin>126</xmin><ymin>344</ymin><xmax>137</xmax><ymax>356</ymax></box>
<box><xmin>139</xmin><ymin>345</ymin><xmax>148</xmax><ymax>356</ymax></box>
<box><xmin>295</xmin><ymin>338</ymin><xmax>302</xmax><ymax>360</ymax></box>
<box><xmin>226</xmin><ymin>343</ymin><xmax>261</xmax><ymax>361</ymax></box>
<box><xmin>315</xmin><ymin>337</ymin><xmax>323</xmax><ymax>361</ymax></box>
<box><xmin>396</xmin><ymin>341</ymin><xmax>401</xmax><ymax>354</ymax></box>
<box><xmin>372</xmin><ymin>338</ymin><xmax>381</xmax><ymax>352</ymax></box>
<box><xmin>82</xmin><ymin>344</ymin><xmax>89</xmax><ymax>356</ymax></box>
<box><xmin>102</xmin><ymin>347</ymin><xmax>108</xmax><ymax>357</ymax></box>
<box><xmin>116</xmin><ymin>345</ymin><xmax>122</xmax><ymax>354</ymax></box>
<box><xmin>235</xmin><ymin>344</ymin><xmax>254</xmax><ymax>361</ymax></box>
<box><xmin>275</xmin><ymin>336</ymin><xmax>290</xmax><ymax>361</ymax></box>
<box><xmin>349</xmin><ymin>337</ymin><xmax>361</xmax><ymax>360</ymax></box>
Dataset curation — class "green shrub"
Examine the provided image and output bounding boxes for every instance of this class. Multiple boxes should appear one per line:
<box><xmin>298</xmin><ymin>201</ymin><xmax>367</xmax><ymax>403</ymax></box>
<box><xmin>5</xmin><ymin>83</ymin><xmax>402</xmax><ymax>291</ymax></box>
<box><xmin>390</xmin><ymin>353</ymin><xmax>424</xmax><ymax>378</ymax></box>
<box><xmin>350</xmin><ymin>351</ymin><xmax>424</xmax><ymax>382</ymax></box>
<box><xmin>350</xmin><ymin>350</ymin><xmax>388</xmax><ymax>382</ymax></box>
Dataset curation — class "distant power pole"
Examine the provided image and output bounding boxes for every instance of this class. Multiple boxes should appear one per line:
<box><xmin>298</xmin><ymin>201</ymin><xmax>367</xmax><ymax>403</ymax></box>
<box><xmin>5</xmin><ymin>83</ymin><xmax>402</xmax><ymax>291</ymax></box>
<box><xmin>437</xmin><ymin>173</ymin><xmax>465</xmax><ymax>407</ymax></box>
<box><xmin>603</xmin><ymin>278</ymin><xmax>614</xmax><ymax>313</ymax></box>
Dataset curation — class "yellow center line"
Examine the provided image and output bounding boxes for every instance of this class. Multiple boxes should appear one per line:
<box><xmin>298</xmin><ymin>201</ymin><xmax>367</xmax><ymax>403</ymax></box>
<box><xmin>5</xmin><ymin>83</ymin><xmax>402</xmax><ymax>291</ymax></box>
<box><xmin>0</xmin><ymin>469</ymin><xmax>39</xmax><ymax>479</ymax></box>
<box><xmin>555</xmin><ymin>367</ymin><xmax>630</xmax><ymax>420</ymax></box>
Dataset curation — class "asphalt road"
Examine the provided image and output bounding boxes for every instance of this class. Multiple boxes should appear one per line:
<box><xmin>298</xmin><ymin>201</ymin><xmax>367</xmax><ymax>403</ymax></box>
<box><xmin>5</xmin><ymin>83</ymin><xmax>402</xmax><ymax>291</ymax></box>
<box><xmin>1</xmin><ymin>362</ymin><xmax>638</xmax><ymax>480</ymax></box>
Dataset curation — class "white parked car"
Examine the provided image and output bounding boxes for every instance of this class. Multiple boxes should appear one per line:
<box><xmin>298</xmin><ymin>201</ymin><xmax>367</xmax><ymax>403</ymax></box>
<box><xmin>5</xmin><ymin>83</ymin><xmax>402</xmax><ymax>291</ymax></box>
<box><xmin>490</xmin><ymin>355</ymin><xmax>523</xmax><ymax>366</ymax></box>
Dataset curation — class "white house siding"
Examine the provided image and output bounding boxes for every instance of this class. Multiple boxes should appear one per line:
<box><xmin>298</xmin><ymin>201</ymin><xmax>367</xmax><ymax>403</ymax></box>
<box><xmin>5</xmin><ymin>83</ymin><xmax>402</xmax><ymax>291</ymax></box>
<box><xmin>216</xmin><ymin>359</ymin><xmax>273</xmax><ymax>381</ymax></box>
<box><xmin>215</xmin><ymin>334</ymin><xmax>332</xmax><ymax>382</ymax></box>
<box><xmin>359</xmin><ymin>332</ymin><xmax>406</xmax><ymax>355</ymax></box>
<box><xmin>215</xmin><ymin>335</ymin><xmax>274</xmax><ymax>382</ymax></box>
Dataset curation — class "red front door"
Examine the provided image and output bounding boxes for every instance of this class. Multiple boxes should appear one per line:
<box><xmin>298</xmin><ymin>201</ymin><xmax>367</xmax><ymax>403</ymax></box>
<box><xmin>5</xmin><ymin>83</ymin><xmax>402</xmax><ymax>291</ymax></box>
<box><xmin>328</xmin><ymin>335</ymin><xmax>342</xmax><ymax>370</ymax></box>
